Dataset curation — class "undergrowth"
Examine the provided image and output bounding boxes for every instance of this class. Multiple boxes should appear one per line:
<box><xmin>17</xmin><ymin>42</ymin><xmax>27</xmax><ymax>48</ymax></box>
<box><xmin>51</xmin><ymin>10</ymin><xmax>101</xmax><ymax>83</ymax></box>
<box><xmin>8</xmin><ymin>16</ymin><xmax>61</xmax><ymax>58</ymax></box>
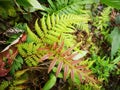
<box><xmin>0</xmin><ymin>0</ymin><xmax>120</xmax><ymax>90</ymax></box>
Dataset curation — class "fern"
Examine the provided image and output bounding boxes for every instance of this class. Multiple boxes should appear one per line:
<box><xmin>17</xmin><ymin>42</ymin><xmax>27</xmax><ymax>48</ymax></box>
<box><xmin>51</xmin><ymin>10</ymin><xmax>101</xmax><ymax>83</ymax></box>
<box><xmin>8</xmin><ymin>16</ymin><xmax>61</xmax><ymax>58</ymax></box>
<box><xmin>17</xmin><ymin>41</ymin><xmax>98</xmax><ymax>85</ymax></box>
<box><xmin>45</xmin><ymin>41</ymin><xmax>98</xmax><ymax>84</ymax></box>
<box><xmin>43</xmin><ymin>0</ymin><xmax>95</xmax><ymax>15</ymax></box>
<box><xmin>10</xmin><ymin>55</ymin><xmax>24</xmax><ymax>75</ymax></box>
<box><xmin>93</xmin><ymin>7</ymin><xmax>111</xmax><ymax>31</ymax></box>
<box><xmin>17</xmin><ymin>42</ymin><xmax>46</xmax><ymax>66</ymax></box>
<box><xmin>16</xmin><ymin>2</ymin><xmax>98</xmax><ymax>86</ymax></box>
<box><xmin>35</xmin><ymin>14</ymin><xmax>90</xmax><ymax>48</ymax></box>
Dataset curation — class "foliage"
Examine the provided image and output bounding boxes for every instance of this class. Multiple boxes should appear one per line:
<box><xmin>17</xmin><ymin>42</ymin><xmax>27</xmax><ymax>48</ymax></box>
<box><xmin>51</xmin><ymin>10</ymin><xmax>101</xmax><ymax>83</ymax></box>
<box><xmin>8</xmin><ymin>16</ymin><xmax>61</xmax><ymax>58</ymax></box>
<box><xmin>0</xmin><ymin>0</ymin><xmax>17</xmax><ymax>31</ymax></box>
<box><xmin>0</xmin><ymin>81</ymin><xmax>10</xmax><ymax>90</ymax></box>
<box><xmin>0</xmin><ymin>0</ymin><xmax>16</xmax><ymax>19</ymax></box>
<box><xmin>43</xmin><ymin>0</ymin><xmax>95</xmax><ymax>15</ymax></box>
<box><xmin>16</xmin><ymin>0</ymin><xmax>44</xmax><ymax>12</ymax></box>
<box><xmin>93</xmin><ymin>7</ymin><xmax>111</xmax><ymax>40</ymax></box>
<box><xmin>0</xmin><ymin>69</ymin><xmax>28</xmax><ymax>90</ymax></box>
<box><xmin>1</xmin><ymin>0</ymin><xmax>120</xmax><ymax>90</ymax></box>
<box><xmin>17</xmin><ymin>42</ymin><xmax>43</xmax><ymax>66</ymax></box>
<box><xmin>34</xmin><ymin>14</ymin><xmax>89</xmax><ymax>47</ymax></box>
<box><xmin>89</xmin><ymin>55</ymin><xmax>116</xmax><ymax>82</ymax></box>
<box><xmin>18</xmin><ymin>40</ymin><xmax>98</xmax><ymax>85</ymax></box>
<box><xmin>10</xmin><ymin>55</ymin><xmax>24</xmax><ymax>75</ymax></box>
<box><xmin>101</xmin><ymin>0</ymin><xmax>120</xmax><ymax>9</ymax></box>
<box><xmin>110</xmin><ymin>27</ymin><xmax>120</xmax><ymax>58</ymax></box>
<box><xmin>42</xmin><ymin>73</ymin><xmax>57</xmax><ymax>90</ymax></box>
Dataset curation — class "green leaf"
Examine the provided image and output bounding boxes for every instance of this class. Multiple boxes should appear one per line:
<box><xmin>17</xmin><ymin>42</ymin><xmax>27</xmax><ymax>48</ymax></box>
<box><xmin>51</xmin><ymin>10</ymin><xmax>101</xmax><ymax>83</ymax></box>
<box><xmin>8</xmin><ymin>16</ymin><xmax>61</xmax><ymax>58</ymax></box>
<box><xmin>44</xmin><ymin>0</ymin><xmax>95</xmax><ymax>15</ymax></box>
<box><xmin>115</xmin><ymin>15</ymin><xmax>120</xmax><ymax>25</ymax></box>
<box><xmin>112</xmin><ymin>55</ymin><xmax>120</xmax><ymax>64</ymax></box>
<box><xmin>16</xmin><ymin>0</ymin><xmax>44</xmax><ymax>12</ymax></box>
<box><xmin>42</xmin><ymin>73</ymin><xmax>56</xmax><ymax>90</ymax></box>
<box><xmin>111</xmin><ymin>27</ymin><xmax>120</xmax><ymax>58</ymax></box>
<box><xmin>101</xmin><ymin>0</ymin><xmax>120</xmax><ymax>9</ymax></box>
<box><xmin>16</xmin><ymin>0</ymin><xmax>32</xmax><ymax>7</ymax></box>
<box><xmin>28</xmin><ymin>0</ymin><xmax>44</xmax><ymax>10</ymax></box>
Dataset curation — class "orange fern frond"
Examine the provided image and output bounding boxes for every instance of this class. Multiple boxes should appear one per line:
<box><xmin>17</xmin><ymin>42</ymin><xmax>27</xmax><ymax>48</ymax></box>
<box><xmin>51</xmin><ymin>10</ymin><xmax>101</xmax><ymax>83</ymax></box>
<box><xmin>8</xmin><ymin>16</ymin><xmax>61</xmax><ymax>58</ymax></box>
<box><xmin>40</xmin><ymin>41</ymin><xmax>99</xmax><ymax>84</ymax></box>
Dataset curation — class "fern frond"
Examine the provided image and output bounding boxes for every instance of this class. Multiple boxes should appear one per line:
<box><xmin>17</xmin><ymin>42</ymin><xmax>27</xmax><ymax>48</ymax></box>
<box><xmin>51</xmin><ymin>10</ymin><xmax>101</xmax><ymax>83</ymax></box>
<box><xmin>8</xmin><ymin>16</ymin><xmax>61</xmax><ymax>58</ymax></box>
<box><xmin>17</xmin><ymin>39</ymin><xmax>98</xmax><ymax>84</ymax></box>
<box><xmin>93</xmin><ymin>7</ymin><xmax>111</xmax><ymax>30</ymax></box>
<box><xmin>35</xmin><ymin>14</ymin><xmax>89</xmax><ymax>48</ymax></box>
<box><xmin>17</xmin><ymin>42</ymin><xmax>46</xmax><ymax>66</ymax></box>
<box><xmin>39</xmin><ymin>41</ymin><xmax>98</xmax><ymax>84</ymax></box>
<box><xmin>10</xmin><ymin>55</ymin><xmax>23</xmax><ymax>75</ymax></box>
<box><xmin>44</xmin><ymin>0</ymin><xmax>95</xmax><ymax>15</ymax></box>
<box><xmin>35</xmin><ymin>19</ymin><xmax>44</xmax><ymax>39</ymax></box>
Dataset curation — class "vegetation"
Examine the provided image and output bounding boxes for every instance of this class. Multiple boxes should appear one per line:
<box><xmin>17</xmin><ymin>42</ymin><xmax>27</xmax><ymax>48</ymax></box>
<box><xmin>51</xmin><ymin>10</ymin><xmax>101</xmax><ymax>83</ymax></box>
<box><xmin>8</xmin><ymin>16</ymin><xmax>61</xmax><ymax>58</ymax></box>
<box><xmin>0</xmin><ymin>0</ymin><xmax>120</xmax><ymax>90</ymax></box>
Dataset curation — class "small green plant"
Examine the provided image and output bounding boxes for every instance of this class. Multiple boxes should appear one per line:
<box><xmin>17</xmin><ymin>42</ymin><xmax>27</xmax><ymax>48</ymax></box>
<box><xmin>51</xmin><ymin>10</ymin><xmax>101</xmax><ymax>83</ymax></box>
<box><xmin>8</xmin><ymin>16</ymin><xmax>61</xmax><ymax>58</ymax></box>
<box><xmin>93</xmin><ymin>7</ymin><xmax>111</xmax><ymax>39</ymax></box>
<box><xmin>89</xmin><ymin>54</ymin><xmax>120</xmax><ymax>82</ymax></box>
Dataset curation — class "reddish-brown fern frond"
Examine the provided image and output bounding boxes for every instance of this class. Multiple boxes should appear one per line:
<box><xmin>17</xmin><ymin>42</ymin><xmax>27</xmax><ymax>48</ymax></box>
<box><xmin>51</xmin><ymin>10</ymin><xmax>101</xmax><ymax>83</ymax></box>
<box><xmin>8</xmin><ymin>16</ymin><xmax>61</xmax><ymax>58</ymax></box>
<box><xmin>39</xmin><ymin>41</ymin><xmax>99</xmax><ymax>84</ymax></box>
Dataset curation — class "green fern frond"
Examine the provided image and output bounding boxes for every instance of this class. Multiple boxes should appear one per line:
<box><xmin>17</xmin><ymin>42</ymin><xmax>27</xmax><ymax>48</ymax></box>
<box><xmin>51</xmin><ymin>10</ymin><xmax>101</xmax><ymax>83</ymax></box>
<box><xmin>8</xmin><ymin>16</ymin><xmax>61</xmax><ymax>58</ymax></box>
<box><xmin>44</xmin><ymin>0</ymin><xmax>95</xmax><ymax>15</ymax></box>
<box><xmin>17</xmin><ymin>42</ymin><xmax>46</xmax><ymax>66</ymax></box>
<box><xmin>35</xmin><ymin>19</ymin><xmax>45</xmax><ymax>39</ymax></box>
<box><xmin>10</xmin><ymin>55</ymin><xmax>24</xmax><ymax>75</ymax></box>
<box><xmin>74</xmin><ymin>14</ymin><xmax>90</xmax><ymax>33</ymax></box>
<box><xmin>35</xmin><ymin>14</ymin><xmax>89</xmax><ymax>47</ymax></box>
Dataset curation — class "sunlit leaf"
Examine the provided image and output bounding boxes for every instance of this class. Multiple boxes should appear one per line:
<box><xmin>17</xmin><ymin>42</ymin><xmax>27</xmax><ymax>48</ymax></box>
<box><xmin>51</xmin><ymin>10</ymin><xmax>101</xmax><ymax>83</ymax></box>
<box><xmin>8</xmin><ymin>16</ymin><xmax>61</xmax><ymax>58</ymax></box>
<box><xmin>16</xmin><ymin>0</ymin><xmax>44</xmax><ymax>12</ymax></box>
<box><xmin>43</xmin><ymin>73</ymin><xmax>56</xmax><ymax>90</ymax></box>
<box><xmin>72</xmin><ymin>51</ymin><xmax>88</xmax><ymax>60</ymax></box>
<box><xmin>101</xmin><ymin>0</ymin><xmax>120</xmax><ymax>9</ymax></box>
<box><xmin>110</xmin><ymin>27</ymin><xmax>120</xmax><ymax>58</ymax></box>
